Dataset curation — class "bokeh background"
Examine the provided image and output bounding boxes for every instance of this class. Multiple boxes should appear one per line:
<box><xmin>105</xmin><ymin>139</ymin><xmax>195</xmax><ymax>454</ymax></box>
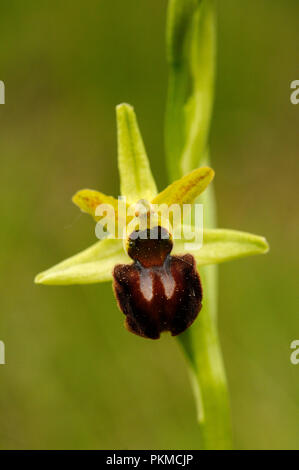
<box><xmin>0</xmin><ymin>0</ymin><xmax>298</xmax><ymax>450</ymax></box>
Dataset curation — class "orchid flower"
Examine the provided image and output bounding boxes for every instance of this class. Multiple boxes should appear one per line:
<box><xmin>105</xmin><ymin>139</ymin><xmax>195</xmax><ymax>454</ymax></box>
<box><xmin>35</xmin><ymin>104</ymin><xmax>268</xmax><ymax>289</ymax></box>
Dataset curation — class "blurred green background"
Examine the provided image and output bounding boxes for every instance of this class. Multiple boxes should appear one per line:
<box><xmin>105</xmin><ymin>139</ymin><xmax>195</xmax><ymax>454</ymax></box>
<box><xmin>0</xmin><ymin>0</ymin><xmax>298</xmax><ymax>450</ymax></box>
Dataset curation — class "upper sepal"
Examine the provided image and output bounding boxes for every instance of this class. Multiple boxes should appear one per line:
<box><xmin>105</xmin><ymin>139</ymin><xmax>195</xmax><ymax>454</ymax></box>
<box><xmin>116</xmin><ymin>103</ymin><xmax>157</xmax><ymax>204</ymax></box>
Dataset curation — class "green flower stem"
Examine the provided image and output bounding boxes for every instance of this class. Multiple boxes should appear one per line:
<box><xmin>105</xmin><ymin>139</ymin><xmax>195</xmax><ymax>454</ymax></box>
<box><xmin>166</xmin><ymin>0</ymin><xmax>233</xmax><ymax>449</ymax></box>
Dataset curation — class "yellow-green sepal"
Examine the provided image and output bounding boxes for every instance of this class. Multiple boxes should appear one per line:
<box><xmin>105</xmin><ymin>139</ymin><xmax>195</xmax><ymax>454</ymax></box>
<box><xmin>173</xmin><ymin>228</ymin><xmax>269</xmax><ymax>265</ymax></box>
<box><xmin>35</xmin><ymin>239</ymin><xmax>129</xmax><ymax>285</ymax></box>
<box><xmin>116</xmin><ymin>103</ymin><xmax>157</xmax><ymax>205</ymax></box>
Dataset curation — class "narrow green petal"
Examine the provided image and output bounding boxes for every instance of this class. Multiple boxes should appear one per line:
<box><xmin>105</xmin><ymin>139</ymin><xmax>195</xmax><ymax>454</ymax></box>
<box><xmin>35</xmin><ymin>239</ymin><xmax>129</xmax><ymax>285</ymax></box>
<box><xmin>116</xmin><ymin>103</ymin><xmax>157</xmax><ymax>204</ymax></box>
<box><xmin>72</xmin><ymin>189</ymin><xmax>128</xmax><ymax>237</ymax></box>
<box><xmin>152</xmin><ymin>166</ymin><xmax>214</xmax><ymax>206</ymax></box>
<box><xmin>173</xmin><ymin>228</ymin><xmax>269</xmax><ymax>265</ymax></box>
<box><xmin>72</xmin><ymin>189</ymin><xmax>121</xmax><ymax>221</ymax></box>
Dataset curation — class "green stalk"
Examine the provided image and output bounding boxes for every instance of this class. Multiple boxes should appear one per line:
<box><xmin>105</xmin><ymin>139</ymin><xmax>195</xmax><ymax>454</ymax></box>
<box><xmin>165</xmin><ymin>0</ymin><xmax>233</xmax><ymax>449</ymax></box>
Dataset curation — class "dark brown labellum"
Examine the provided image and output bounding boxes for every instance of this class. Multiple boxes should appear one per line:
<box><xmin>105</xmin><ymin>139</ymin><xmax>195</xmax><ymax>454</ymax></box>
<box><xmin>113</xmin><ymin>226</ymin><xmax>202</xmax><ymax>339</ymax></box>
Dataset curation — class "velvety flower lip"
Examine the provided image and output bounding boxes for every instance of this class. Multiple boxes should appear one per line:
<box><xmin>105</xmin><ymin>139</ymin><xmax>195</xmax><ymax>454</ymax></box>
<box><xmin>35</xmin><ymin>103</ymin><xmax>269</xmax><ymax>286</ymax></box>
